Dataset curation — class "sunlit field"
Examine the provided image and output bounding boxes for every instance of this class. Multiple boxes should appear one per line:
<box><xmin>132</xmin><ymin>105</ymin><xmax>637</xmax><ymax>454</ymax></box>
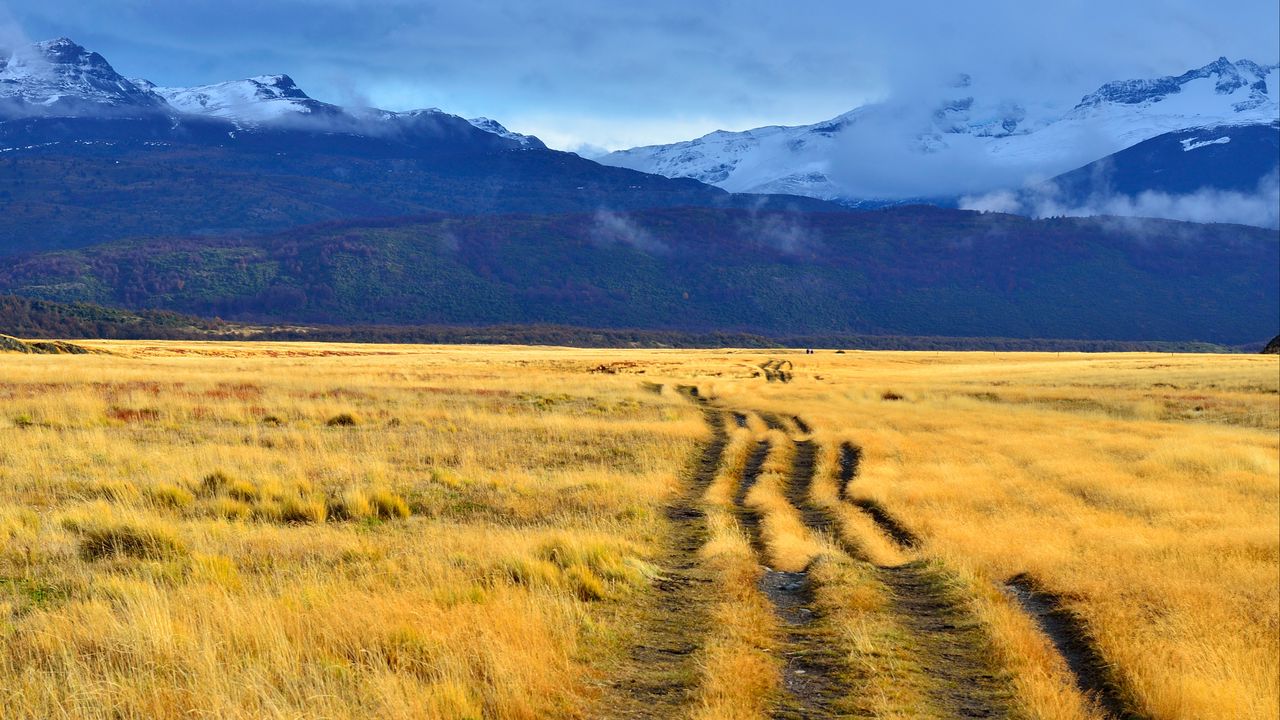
<box><xmin>1</xmin><ymin>342</ymin><xmax>1276</xmax><ymax>719</ymax></box>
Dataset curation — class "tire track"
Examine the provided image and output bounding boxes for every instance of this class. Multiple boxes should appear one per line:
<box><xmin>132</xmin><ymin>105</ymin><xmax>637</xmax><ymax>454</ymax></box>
<box><xmin>836</xmin><ymin>442</ymin><xmax>860</xmax><ymax>500</ymax></box>
<box><xmin>604</xmin><ymin>387</ymin><xmax>726</xmax><ymax>718</ymax></box>
<box><xmin>788</xmin><ymin>436</ymin><xmax>1010</xmax><ymax>718</ymax></box>
<box><xmin>835</xmin><ymin>436</ymin><xmax>1142</xmax><ymax>719</ymax></box>
<box><xmin>848</xmin><ymin>498</ymin><xmax>919</xmax><ymax>548</ymax></box>
<box><xmin>758</xmin><ymin>359</ymin><xmax>794</xmax><ymax>383</ymax></box>
<box><xmin>734</xmin><ymin>440</ymin><xmax>771</xmax><ymax>557</ymax></box>
<box><xmin>758</xmin><ymin>411</ymin><xmax>788</xmax><ymax>432</ymax></box>
<box><xmin>1004</xmin><ymin>575</ymin><xmax>1146</xmax><ymax>720</ymax></box>
<box><xmin>734</xmin><ymin>436</ymin><xmax>848</xmax><ymax>719</ymax></box>
<box><xmin>878</xmin><ymin>562</ymin><xmax>1008</xmax><ymax>718</ymax></box>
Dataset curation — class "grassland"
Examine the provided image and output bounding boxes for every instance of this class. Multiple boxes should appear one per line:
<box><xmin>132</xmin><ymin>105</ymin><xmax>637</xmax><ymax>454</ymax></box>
<box><xmin>0</xmin><ymin>342</ymin><xmax>1276</xmax><ymax>719</ymax></box>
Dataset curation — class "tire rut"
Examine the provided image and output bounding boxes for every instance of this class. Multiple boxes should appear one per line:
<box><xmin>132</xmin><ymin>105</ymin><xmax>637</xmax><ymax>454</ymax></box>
<box><xmin>603</xmin><ymin>388</ymin><xmax>726</xmax><ymax>718</ymax></box>
<box><xmin>758</xmin><ymin>411</ymin><xmax>788</xmax><ymax>432</ymax></box>
<box><xmin>836</xmin><ymin>442</ymin><xmax>860</xmax><ymax>500</ymax></box>
<box><xmin>759</xmin><ymin>359</ymin><xmax>794</xmax><ymax>383</ymax></box>
<box><xmin>1004</xmin><ymin>575</ymin><xmax>1147</xmax><ymax>720</ymax></box>
<box><xmin>879</xmin><ymin>562</ymin><xmax>1009</xmax><ymax>718</ymax></box>
<box><xmin>792</xmin><ymin>437</ymin><xmax>1010</xmax><ymax>718</ymax></box>
<box><xmin>849</xmin><ymin>498</ymin><xmax>919</xmax><ymax>548</ymax></box>
<box><xmin>837</xmin><ymin>437</ymin><xmax>1143</xmax><ymax>719</ymax></box>
<box><xmin>736</xmin><ymin>437</ymin><xmax>848</xmax><ymax>719</ymax></box>
<box><xmin>734</xmin><ymin>441</ymin><xmax>772</xmax><ymax>557</ymax></box>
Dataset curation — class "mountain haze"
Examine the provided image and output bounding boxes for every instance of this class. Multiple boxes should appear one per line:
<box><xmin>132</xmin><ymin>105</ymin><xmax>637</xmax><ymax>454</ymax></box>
<box><xmin>599</xmin><ymin>58</ymin><xmax>1280</xmax><ymax>221</ymax></box>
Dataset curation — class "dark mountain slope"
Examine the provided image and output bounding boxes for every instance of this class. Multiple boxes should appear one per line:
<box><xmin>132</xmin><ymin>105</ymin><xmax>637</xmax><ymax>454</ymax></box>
<box><xmin>1046</xmin><ymin>122</ymin><xmax>1279</xmax><ymax>199</ymax></box>
<box><xmin>0</xmin><ymin>115</ymin><xmax>839</xmax><ymax>255</ymax></box>
<box><xmin>0</xmin><ymin>38</ymin><xmax>841</xmax><ymax>255</ymax></box>
<box><xmin>2</xmin><ymin>206</ymin><xmax>1274</xmax><ymax>344</ymax></box>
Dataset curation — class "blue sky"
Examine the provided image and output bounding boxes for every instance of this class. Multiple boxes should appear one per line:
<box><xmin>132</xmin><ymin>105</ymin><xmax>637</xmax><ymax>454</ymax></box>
<box><xmin>3</xmin><ymin>0</ymin><xmax>1278</xmax><ymax>151</ymax></box>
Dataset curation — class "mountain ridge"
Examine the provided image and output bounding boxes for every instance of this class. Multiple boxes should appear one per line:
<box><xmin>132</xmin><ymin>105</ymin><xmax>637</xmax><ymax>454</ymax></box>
<box><xmin>0</xmin><ymin>37</ymin><xmax>845</xmax><ymax>255</ymax></box>
<box><xmin>1</xmin><ymin>37</ymin><xmax>542</xmax><ymax>148</ymax></box>
<box><xmin>599</xmin><ymin>57</ymin><xmax>1280</xmax><ymax>211</ymax></box>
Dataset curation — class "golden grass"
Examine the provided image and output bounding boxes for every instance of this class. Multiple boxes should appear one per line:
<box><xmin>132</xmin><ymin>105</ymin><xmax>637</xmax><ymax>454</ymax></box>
<box><xmin>716</xmin><ymin>350</ymin><xmax>1280</xmax><ymax>720</ymax></box>
<box><xmin>0</xmin><ymin>342</ymin><xmax>1275</xmax><ymax>719</ymax></box>
<box><xmin>0</xmin><ymin>343</ymin><xmax>702</xmax><ymax>719</ymax></box>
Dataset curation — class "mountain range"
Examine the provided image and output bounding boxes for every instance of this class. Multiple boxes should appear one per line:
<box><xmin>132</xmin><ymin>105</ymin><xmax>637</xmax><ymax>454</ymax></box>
<box><xmin>598</xmin><ymin>58</ymin><xmax>1280</xmax><ymax>220</ymax></box>
<box><xmin>0</xmin><ymin>38</ymin><xmax>838</xmax><ymax>254</ymax></box>
<box><xmin>1</xmin><ymin>38</ymin><xmax>541</xmax><ymax>146</ymax></box>
<box><xmin>0</xmin><ymin>37</ymin><xmax>1276</xmax><ymax>345</ymax></box>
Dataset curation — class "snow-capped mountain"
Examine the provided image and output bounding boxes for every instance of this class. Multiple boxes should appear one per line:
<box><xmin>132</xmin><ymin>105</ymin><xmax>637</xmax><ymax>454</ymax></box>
<box><xmin>134</xmin><ymin>74</ymin><xmax>540</xmax><ymax>147</ymax></box>
<box><xmin>0</xmin><ymin>38</ymin><xmax>170</xmax><ymax>116</ymax></box>
<box><xmin>137</xmin><ymin>74</ymin><xmax>343</xmax><ymax>123</ymax></box>
<box><xmin>0</xmin><ymin>37</ymin><xmax>540</xmax><ymax>148</ymax></box>
<box><xmin>600</xmin><ymin>58</ymin><xmax>1280</xmax><ymax>203</ymax></box>
<box><xmin>466</xmin><ymin>117</ymin><xmax>541</xmax><ymax>148</ymax></box>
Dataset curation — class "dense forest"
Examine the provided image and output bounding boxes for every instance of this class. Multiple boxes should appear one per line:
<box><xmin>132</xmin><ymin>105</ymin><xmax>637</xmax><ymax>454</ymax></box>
<box><xmin>2</xmin><ymin>206</ymin><xmax>1274</xmax><ymax>344</ymax></box>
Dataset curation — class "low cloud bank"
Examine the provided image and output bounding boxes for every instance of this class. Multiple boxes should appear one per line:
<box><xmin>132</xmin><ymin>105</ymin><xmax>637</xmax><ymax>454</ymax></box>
<box><xmin>961</xmin><ymin>171</ymin><xmax>1280</xmax><ymax>229</ymax></box>
<box><xmin>590</xmin><ymin>209</ymin><xmax>669</xmax><ymax>254</ymax></box>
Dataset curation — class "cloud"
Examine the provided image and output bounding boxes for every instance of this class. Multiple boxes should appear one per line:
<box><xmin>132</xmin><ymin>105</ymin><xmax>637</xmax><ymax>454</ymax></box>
<box><xmin>4</xmin><ymin>0</ymin><xmax>1274</xmax><ymax>150</ymax></box>
<box><xmin>735</xmin><ymin>200</ymin><xmax>821</xmax><ymax>255</ymax></box>
<box><xmin>0</xmin><ymin>5</ymin><xmax>31</xmax><ymax>53</ymax></box>
<box><xmin>590</xmin><ymin>209</ymin><xmax>669</xmax><ymax>254</ymax></box>
<box><xmin>961</xmin><ymin>171</ymin><xmax>1280</xmax><ymax>229</ymax></box>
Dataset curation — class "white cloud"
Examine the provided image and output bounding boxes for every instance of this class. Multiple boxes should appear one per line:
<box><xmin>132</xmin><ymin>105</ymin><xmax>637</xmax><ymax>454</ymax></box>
<box><xmin>591</xmin><ymin>209</ymin><xmax>669</xmax><ymax>254</ymax></box>
<box><xmin>961</xmin><ymin>171</ymin><xmax>1280</xmax><ymax>229</ymax></box>
<box><xmin>5</xmin><ymin>0</ymin><xmax>1278</xmax><ymax>150</ymax></box>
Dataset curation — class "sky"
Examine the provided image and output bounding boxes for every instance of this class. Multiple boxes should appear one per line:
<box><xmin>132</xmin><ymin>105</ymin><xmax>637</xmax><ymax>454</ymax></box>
<box><xmin>2</xmin><ymin>0</ymin><xmax>1278</xmax><ymax>153</ymax></box>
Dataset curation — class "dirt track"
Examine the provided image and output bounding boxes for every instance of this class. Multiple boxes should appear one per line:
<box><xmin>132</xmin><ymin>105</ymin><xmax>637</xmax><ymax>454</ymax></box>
<box><xmin>613</xmin><ymin>387</ymin><xmax>1143</xmax><ymax>719</ymax></box>
<box><xmin>600</xmin><ymin>390</ymin><xmax>727</xmax><ymax>718</ymax></box>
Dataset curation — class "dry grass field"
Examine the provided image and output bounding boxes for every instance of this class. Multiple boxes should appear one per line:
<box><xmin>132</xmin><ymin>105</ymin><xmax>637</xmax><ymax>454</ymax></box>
<box><xmin>0</xmin><ymin>341</ymin><xmax>1276</xmax><ymax>719</ymax></box>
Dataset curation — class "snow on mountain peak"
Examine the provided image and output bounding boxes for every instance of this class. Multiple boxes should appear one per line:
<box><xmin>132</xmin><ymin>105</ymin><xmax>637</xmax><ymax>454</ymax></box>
<box><xmin>602</xmin><ymin>57</ymin><xmax>1280</xmax><ymax>203</ymax></box>
<box><xmin>467</xmin><ymin>117</ymin><xmax>542</xmax><ymax>148</ymax></box>
<box><xmin>147</xmin><ymin>74</ymin><xmax>340</xmax><ymax>124</ymax></box>
<box><xmin>1</xmin><ymin>38</ymin><xmax>536</xmax><ymax>150</ymax></box>
<box><xmin>0</xmin><ymin>37</ymin><xmax>169</xmax><ymax>115</ymax></box>
<box><xmin>1074</xmin><ymin>57</ymin><xmax>1277</xmax><ymax>110</ymax></box>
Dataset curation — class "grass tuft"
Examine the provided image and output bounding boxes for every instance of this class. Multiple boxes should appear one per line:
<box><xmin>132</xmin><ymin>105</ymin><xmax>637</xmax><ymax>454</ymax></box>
<box><xmin>70</xmin><ymin>520</ymin><xmax>186</xmax><ymax>561</ymax></box>
<box><xmin>369</xmin><ymin>489</ymin><xmax>411</xmax><ymax>519</ymax></box>
<box><xmin>327</xmin><ymin>412</ymin><xmax>360</xmax><ymax>427</ymax></box>
<box><xmin>146</xmin><ymin>483</ymin><xmax>194</xmax><ymax>510</ymax></box>
<box><xmin>279</xmin><ymin>496</ymin><xmax>327</xmax><ymax>524</ymax></box>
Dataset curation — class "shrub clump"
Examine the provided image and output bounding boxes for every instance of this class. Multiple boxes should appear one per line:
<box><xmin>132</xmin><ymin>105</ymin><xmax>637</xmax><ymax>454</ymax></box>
<box><xmin>70</xmin><ymin>521</ymin><xmax>186</xmax><ymax>561</ymax></box>
<box><xmin>280</xmin><ymin>496</ymin><xmax>327</xmax><ymax>524</ymax></box>
<box><xmin>226</xmin><ymin>480</ymin><xmax>260</xmax><ymax>503</ymax></box>
<box><xmin>328</xmin><ymin>487</ymin><xmax>411</xmax><ymax>521</ymax></box>
<box><xmin>147</xmin><ymin>483</ymin><xmax>194</xmax><ymax>510</ymax></box>
<box><xmin>326</xmin><ymin>488</ymin><xmax>372</xmax><ymax>521</ymax></box>
<box><xmin>199</xmin><ymin>470</ymin><xmax>234</xmax><ymax>497</ymax></box>
<box><xmin>327</xmin><ymin>413</ymin><xmax>360</xmax><ymax>427</ymax></box>
<box><xmin>369</xmin><ymin>489</ymin><xmax>411</xmax><ymax>519</ymax></box>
